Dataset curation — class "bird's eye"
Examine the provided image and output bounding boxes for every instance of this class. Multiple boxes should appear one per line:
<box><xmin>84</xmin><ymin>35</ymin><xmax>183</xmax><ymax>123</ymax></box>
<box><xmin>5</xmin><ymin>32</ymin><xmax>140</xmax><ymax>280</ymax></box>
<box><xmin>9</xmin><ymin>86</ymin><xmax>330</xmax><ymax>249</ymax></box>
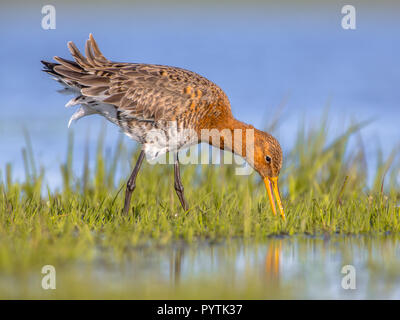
<box><xmin>265</xmin><ymin>156</ymin><xmax>272</xmax><ymax>164</ymax></box>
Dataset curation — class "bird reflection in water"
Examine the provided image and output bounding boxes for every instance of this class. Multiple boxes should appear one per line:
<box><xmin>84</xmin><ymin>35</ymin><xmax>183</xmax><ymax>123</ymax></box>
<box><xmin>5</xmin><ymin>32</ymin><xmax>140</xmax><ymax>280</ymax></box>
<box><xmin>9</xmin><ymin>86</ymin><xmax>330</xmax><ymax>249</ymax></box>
<box><xmin>169</xmin><ymin>245</ymin><xmax>184</xmax><ymax>285</ymax></box>
<box><xmin>264</xmin><ymin>240</ymin><xmax>282</xmax><ymax>283</ymax></box>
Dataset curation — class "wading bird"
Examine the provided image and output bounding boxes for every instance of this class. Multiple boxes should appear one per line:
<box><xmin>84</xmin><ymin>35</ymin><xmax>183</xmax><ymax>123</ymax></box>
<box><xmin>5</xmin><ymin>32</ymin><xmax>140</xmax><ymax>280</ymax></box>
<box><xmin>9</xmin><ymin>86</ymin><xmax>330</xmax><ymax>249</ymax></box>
<box><xmin>41</xmin><ymin>34</ymin><xmax>285</xmax><ymax>219</ymax></box>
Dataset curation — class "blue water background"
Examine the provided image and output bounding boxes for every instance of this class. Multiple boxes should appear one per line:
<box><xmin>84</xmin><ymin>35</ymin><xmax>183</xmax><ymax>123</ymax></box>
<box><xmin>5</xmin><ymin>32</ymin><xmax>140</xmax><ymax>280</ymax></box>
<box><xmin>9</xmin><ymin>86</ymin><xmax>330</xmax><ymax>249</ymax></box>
<box><xmin>0</xmin><ymin>2</ymin><xmax>399</xmax><ymax>188</ymax></box>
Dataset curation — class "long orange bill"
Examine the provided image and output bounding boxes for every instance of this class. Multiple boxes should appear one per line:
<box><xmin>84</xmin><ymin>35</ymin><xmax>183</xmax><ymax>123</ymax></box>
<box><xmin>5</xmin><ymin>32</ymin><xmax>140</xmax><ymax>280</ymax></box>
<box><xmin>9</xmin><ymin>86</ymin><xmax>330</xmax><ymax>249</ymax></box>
<box><xmin>265</xmin><ymin>178</ymin><xmax>277</xmax><ymax>216</ymax></box>
<box><xmin>264</xmin><ymin>177</ymin><xmax>285</xmax><ymax>220</ymax></box>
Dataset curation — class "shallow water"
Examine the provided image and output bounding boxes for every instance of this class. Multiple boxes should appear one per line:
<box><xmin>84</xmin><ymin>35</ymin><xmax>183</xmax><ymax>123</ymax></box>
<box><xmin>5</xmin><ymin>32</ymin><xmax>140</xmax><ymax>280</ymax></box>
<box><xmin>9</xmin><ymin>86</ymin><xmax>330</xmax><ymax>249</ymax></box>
<box><xmin>2</xmin><ymin>235</ymin><xmax>400</xmax><ymax>299</ymax></box>
<box><xmin>106</xmin><ymin>235</ymin><xmax>400</xmax><ymax>299</ymax></box>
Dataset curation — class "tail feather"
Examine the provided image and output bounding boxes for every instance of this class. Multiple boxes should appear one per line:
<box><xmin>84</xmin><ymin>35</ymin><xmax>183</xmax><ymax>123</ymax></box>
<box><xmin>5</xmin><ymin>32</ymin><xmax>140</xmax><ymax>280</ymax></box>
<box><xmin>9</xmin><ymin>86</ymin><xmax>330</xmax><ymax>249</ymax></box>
<box><xmin>42</xmin><ymin>34</ymin><xmax>117</xmax><ymax>127</ymax></box>
<box><xmin>67</xmin><ymin>41</ymin><xmax>89</xmax><ymax>68</ymax></box>
<box><xmin>41</xmin><ymin>34</ymin><xmax>111</xmax><ymax>92</ymax></box>
<box><xmin>53</xmin><ymin>56</ymin><xmax>83</xmax><ymax>73</ymax></box>
<box><xmin>53</xmin><ymin>65</ymin><xmax>86</xmax><ymax>80</ymax></box>
<box><xmin>41</xmin><ymin>60</ymin><xmax>59</xmax><ymax>76</ymax></box>
<box><xmin>67</xmin><ymin>33</ymin><xmax>110</xmax><ymax>70</ymax></box>
<box><xmin>41</xmin><ymin>59</ymin><xmax>83</xmax><ymax>94</ymax></box>
<box><xmin>89</xmin><ymin>33</ymin><xmax>108</xmax><ymax>62</ymax></box>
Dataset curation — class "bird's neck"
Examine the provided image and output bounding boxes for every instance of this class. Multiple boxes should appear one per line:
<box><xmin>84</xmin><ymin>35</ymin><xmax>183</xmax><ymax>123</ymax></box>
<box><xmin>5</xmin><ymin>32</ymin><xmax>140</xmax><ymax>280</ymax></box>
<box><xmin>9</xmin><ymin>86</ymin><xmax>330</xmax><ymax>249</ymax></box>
<box><xmin>199</xmin><ymin>116</ymin><xmax>256</xmax><ymax>159</ymax></box>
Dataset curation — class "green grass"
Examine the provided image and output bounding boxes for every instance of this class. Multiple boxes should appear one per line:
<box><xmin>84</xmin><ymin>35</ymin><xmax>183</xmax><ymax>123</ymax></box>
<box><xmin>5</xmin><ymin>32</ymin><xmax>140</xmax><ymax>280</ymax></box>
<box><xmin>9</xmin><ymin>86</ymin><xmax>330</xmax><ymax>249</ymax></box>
<box><xmin>0</xmin><ymin>116</ymin><xmax>399</xmax><ymax>298</ymax></box>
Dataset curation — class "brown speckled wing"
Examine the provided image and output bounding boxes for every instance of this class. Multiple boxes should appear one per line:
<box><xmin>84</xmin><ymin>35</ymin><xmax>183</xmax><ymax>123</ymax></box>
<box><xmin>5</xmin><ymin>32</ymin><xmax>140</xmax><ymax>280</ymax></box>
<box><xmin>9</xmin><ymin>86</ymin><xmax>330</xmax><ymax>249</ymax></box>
<box><xmin>50</xmin><ymin>34</ymin><xmax>229</xmax><ymax>125</ymax></box>
<box><xmin>108</xmin><ymin>64</ymin><xmax>215</xmax><ymax>123</ymax></box>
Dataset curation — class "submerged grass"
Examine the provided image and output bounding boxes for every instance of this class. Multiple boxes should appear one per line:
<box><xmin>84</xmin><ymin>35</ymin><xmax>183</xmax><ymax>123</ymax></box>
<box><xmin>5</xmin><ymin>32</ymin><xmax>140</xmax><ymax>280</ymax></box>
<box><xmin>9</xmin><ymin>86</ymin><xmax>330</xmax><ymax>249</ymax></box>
<box><xmin>0</xmin><ymin>116</ymin><xmax>399</xmax><ymax>298</ymax></box>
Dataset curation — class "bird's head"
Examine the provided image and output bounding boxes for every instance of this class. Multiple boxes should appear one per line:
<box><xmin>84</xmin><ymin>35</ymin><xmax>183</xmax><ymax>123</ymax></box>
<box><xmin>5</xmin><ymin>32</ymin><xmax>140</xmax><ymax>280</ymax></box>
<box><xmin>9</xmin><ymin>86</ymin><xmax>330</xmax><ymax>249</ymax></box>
<box><xmin>252</xmin><ymin>129</ymin><xmax>285</xmax><ymax>219</ymax></box>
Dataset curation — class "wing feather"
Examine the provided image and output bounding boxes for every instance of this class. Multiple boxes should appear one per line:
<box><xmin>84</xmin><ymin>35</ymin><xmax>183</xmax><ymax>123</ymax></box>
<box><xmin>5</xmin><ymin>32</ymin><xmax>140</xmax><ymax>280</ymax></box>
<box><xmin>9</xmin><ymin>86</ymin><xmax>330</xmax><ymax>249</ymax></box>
<box><xmin>46</xmin><ymin>34</ymin><xmax>228</xmax><ymax>124</ymax></box>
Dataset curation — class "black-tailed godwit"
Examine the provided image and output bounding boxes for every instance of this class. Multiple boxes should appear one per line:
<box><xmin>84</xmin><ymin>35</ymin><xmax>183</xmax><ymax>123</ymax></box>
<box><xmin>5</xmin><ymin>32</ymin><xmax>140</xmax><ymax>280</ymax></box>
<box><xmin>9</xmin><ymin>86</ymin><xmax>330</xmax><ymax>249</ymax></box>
<box><xmin>41</xmin><ymin>34</ymin><xmax>285</xmax><ymax>219</ymax></box>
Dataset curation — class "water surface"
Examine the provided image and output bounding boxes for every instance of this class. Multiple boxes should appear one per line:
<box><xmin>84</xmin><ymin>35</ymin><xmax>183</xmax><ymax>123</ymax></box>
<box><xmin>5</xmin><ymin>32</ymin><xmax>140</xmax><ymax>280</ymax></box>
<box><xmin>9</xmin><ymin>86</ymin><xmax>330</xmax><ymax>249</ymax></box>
<box><xmin>2</xmin><ymin>236</ymin><xmax>399</xmax><ymax>299</ymax></box>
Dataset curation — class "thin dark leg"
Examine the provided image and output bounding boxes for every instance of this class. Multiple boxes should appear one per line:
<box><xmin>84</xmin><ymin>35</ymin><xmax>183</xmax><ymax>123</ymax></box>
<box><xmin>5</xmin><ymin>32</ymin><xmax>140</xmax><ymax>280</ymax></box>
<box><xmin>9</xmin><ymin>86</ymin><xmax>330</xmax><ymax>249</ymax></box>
<box><xmin>174</xmin><ymin>153</ymin><xmax>188</xmax><ymax>211</ymax></box>
<box><xmin>123</xmin><ymin>150</ymin><xmax>145</xmax><ymax>215</ymax></box>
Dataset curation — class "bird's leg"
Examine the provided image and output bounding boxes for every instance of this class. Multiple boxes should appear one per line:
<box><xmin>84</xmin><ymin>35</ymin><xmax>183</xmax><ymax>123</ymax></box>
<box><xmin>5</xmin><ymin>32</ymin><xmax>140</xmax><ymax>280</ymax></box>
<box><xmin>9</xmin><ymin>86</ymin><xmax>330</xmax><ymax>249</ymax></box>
<box><xmin>174</xmin><ymin>153</ymin><xmax>188</xmax><ymax>211</ymax></box>
<box><xmin>123</xmin><ymin>150</ymin><xmax>145</xmax><ymax>215</ymax></box>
